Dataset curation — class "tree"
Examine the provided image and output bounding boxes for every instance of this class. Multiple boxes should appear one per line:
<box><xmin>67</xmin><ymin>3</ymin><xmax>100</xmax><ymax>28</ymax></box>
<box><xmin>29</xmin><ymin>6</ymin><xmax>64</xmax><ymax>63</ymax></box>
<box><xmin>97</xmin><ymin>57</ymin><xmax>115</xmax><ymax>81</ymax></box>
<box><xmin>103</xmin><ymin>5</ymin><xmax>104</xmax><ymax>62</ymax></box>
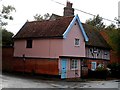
<box><xmin>107</xmin><ymin>63</ymin><xmax>120</xmax><ymax>78</ymax></box>
<box><xmin>106</xmin><ymin>23</ymin><xmax>116</xmax><ymax>30</ymax></box>
<box><xmin>0</xmin><ymin>4</ymin><xmax>15</xmax><ymax>46</ymax></box>
<box><xmin>0</xmin><ymin>5</ymin><xmax>16</xmax><ymax>26</ymax></box>
<box><xmin>110</xmin><ymin>30</ymin><xmax>120</xmax><ymax>55</ymax></box>
<box><xmin>2</xmin><ymin>29</ymin><xmax>14</xmax><ymax>46</ymax></box>
<box><xmin>86</xmin><ymin>15</ymin><xmax>105</xmax><ymax>30</ymax></box>
<box><xmin>114</xmin><ymin>17</ymin><xmax>120</xmax><ymax>28</ymax></box>
<box><xmin>105</xmin><ymin>28</ymin><xmax>120</xmax><ymax>56</ymax></box>
<box><xmin>33</xmin><ymin>13</ymin><xmax>50</xmax><ymax>21</ymax></box>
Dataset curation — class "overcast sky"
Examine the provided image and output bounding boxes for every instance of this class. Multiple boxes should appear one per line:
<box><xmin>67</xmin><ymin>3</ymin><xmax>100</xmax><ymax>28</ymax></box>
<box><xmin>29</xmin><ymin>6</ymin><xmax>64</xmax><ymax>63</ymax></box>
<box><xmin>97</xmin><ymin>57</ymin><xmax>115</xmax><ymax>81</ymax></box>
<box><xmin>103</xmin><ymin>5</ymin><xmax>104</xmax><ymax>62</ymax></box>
<box><xmin>1</xmin><ymin>0</ymin><xmax>120</xmax><ymax>34</ymax></box>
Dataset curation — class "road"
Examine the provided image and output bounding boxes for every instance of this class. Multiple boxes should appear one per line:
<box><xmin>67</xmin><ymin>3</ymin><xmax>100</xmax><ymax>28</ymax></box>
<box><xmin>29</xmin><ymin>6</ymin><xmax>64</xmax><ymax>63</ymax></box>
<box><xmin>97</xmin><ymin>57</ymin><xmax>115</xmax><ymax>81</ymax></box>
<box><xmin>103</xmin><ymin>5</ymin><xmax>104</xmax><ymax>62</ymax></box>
<box><xmin>1</xmin><ymin>73</ymin><xmax>120</xmax><ymax>89</ymax></box>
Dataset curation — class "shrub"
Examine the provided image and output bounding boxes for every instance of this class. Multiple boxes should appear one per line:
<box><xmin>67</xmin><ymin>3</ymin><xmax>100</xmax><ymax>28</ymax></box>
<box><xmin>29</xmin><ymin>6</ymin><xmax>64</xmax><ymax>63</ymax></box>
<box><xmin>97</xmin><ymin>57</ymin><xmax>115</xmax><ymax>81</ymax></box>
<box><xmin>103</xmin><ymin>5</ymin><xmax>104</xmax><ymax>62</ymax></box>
<box><xmin>88</xmin><ymin>67</ymin><xmax>109</xmax><ymax>79</ymax></box>
<box><xmin>95</xmin><ymin>67</ymin><xmax>108</xmax><ymax>79</ymax></box>
<box><xmin>107</xmin><ymin>63</ymin><xmax>120</xmax><ymax>78</ymax></box>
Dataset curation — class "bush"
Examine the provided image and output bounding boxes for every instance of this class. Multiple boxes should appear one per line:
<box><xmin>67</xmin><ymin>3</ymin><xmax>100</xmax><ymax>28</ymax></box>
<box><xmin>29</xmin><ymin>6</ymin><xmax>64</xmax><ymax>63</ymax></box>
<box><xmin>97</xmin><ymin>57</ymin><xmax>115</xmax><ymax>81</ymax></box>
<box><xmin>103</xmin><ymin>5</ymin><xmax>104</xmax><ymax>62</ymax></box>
<box><xmin>96</xmin><ymin>67</ymin><xmax>108</xmax><ymax>79</ymax></box>
<box><xmin>88</xmin><ymin>67</ymin><xmax>109</xmax><ymax>79</ymax></box>
<box><xmin>107</xmin><ymin>63</ymin><xmax>120</xmax><ymax>78</ymax></box>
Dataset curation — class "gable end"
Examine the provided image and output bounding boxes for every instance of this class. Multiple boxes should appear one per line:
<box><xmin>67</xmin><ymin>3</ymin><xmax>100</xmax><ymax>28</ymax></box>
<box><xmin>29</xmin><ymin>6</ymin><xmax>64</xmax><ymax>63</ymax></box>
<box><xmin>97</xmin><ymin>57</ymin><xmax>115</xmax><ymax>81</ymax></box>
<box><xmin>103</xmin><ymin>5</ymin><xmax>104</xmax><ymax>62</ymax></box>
<box><xmin>63</xmin><ymin>14</ymin><xmax>89</xmax><ymax>42</ymax></box>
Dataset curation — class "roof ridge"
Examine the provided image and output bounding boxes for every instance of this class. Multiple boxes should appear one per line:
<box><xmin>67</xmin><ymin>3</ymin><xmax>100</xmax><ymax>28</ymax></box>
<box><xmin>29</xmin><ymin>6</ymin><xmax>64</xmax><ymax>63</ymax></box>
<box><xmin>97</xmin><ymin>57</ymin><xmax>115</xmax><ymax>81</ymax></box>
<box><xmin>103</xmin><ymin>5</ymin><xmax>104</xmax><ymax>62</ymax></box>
<box><xmin>27</xmin><ymin>15</ymin><xmax>74</xmax><ymax>23</ymax></box>
<box><xmin>27</xmin><ymin>20</ymin><xmax>50</xmax><ymax>23</ymax></box>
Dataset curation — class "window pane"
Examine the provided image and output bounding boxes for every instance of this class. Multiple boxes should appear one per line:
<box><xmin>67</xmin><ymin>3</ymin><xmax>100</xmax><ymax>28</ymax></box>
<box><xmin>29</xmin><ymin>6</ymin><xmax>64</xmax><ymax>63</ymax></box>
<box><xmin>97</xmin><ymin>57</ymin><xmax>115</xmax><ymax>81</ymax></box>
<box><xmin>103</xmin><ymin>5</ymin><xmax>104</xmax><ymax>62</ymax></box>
<box><xmin>75</xmin><ymin>39</ymin><xmax>80</xmax><ymax>46</ymax></box>
<box><xmin>70</xmin><ymin>59</ymin><xmax>78</xmax><ymax>70</ymax></box>
<box><xmin>91</xmin><ymin>62</ymin><xmax>96</xmax><ymax>71</ymax></box>
<box><xmin>26</xmin><ymin>39</ymin><xmax>32</xmax><ymax>48</ymax></box>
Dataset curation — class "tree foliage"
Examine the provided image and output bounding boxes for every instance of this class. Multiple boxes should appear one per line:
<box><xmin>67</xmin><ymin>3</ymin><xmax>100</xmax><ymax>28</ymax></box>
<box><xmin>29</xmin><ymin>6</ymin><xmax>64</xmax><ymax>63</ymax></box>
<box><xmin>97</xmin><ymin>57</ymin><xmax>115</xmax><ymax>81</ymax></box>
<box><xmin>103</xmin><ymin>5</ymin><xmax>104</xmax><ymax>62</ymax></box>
<box><xmin>86</xmin><ymin>15</ymin><xmax>105</xmax><ymax>30</ymax></box>
<box><xmin>33</xmin><ymin>13</ymin><xmax>50</xmax><ymax>21</ymax></box>
<box><xmin>103</xmin><ymin>28</ymin><xmax>120</xmax><ymax>56</ymax></box>
<box><xmin>106</xmin><ymin>23</ymin><xmax>116</xmax><ymax>30</ymax></box>
<box><xmin>114</xmin><ymin>17</ymin><xmax>120</xmax><ymax>27</ymax></box>
<box><xmin>0</xmin><ymin>5</ymin><xmax>16</xmax><ymax>26</ymax></box>
<box><xmin>0</xmin><ymin>4</ymin><xmax>15</xmax><ymax>46</ymax></box>
<box><xmin>107</xmin><ymin>63</ymin><xmax>120</xmax><ymax>78</ymax></box>
<box><xmin>109</xmin><ymin>30</ymin><xmax>120</xmax><ymax>55</ymax></box>
<box><xmin>2</xmin><ymin>29</ymin><xmax>14</xmax><ymax>46</ymax></box>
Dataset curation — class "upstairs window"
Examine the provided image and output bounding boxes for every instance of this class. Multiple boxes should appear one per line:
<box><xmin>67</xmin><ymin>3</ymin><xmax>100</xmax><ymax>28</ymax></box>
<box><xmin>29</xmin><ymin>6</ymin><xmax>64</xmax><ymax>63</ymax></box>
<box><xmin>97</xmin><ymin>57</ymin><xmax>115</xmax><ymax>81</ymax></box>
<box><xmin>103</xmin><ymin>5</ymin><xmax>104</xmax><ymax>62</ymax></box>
<box><xmin>104</xmin><ymin>51</ymin><xmax>110</xmax><ymax>59</ymax></box>
<box><xmin>26</xmin><ymin>39</ymin><xmax>32</xmax><ymax>48</ymax></box>
<box><xmin>74</xmin><ymin>38</ymin><xmax>80</xmax><ymax>46</ymax></box>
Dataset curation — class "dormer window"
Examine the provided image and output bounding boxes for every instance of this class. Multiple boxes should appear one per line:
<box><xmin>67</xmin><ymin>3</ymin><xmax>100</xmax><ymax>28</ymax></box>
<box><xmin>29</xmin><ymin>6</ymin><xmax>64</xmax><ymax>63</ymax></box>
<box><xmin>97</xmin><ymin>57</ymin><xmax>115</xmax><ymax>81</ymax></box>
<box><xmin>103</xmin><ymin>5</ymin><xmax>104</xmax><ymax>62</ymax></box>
<box><xmin>74</xmin><ymin>38</ymin><xmax>80</xmax><ymax>46</ymax></box>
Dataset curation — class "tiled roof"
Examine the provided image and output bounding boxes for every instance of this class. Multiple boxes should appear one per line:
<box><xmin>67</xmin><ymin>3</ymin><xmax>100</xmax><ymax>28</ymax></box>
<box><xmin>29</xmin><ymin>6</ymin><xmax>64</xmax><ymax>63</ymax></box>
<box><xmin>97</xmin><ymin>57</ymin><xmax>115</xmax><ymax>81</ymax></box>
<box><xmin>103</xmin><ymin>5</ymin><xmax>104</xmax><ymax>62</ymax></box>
<box><xmin>13</xmin><ymin>16</ymin><xmax>74</xmax><ymax>39</ymax></box>
<box><xmin>82</xmin><ymin>24</ymin><xmax>110</xmax><ymax>49</ymax></box>
<box><xmin>49</xmin><ymin>14</ymin><xmax>61</xmax><ymax>20</ymax></box>
<box><xmin>13</xmin><ymin>16</ymin><xmax>110</xmax><ymax>49</ymax></box>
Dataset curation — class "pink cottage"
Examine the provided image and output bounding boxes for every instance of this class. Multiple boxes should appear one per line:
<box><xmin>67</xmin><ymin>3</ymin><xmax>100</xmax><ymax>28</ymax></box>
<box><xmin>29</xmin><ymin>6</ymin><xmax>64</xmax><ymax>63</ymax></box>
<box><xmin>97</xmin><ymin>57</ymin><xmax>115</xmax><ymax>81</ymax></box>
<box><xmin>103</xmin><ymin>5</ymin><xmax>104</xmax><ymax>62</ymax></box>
<box><xmin>13</xmin><ymin>2</ymin><xmax>110</xmax><ymax>79</ymax></box>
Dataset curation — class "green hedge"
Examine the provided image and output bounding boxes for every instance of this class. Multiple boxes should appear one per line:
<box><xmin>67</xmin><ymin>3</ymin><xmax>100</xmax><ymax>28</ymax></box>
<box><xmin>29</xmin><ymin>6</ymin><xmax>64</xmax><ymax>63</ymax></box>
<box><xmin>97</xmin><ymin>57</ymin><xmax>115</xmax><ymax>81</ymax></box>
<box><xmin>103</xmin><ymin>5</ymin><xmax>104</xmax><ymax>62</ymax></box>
<box><xmin>88</xmin><ymin>67</ymin><xmax>109</xmax><ymax>79</ymax></box>
<box><xmin>107</xmin><ymin>63</ymin><xmax>120</xmax><ymax>78</ymax></box>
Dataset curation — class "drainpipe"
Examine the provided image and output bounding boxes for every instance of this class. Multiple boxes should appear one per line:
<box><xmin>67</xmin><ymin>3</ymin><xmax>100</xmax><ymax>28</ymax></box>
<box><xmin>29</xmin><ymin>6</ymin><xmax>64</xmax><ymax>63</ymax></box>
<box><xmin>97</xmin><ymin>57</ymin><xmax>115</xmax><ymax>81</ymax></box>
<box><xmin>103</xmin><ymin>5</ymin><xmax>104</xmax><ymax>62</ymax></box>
<box><xmin>81</xmin><ymin>59</ymin><xmax>83</xmax><ymax>78</ymax></box>
<box><xmin>23</xmin><ymin>54</ymin><xmax>25</xmax><ymax>74</ymax></box>
<box><xmin>80</xmin><ymin>59</ymin><xmax>82</xmax><ymax>78</ymax></box>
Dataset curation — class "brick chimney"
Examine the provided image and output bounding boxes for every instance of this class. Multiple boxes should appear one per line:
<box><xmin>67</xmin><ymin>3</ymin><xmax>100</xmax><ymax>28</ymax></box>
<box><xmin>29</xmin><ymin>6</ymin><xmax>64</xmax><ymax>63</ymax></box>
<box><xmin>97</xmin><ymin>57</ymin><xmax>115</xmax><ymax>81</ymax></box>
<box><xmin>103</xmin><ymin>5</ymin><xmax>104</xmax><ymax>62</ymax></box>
<box><xmin>63</xmin><ymin>1</ymin><xmax>74</xmax><ymax>16</ymax></box>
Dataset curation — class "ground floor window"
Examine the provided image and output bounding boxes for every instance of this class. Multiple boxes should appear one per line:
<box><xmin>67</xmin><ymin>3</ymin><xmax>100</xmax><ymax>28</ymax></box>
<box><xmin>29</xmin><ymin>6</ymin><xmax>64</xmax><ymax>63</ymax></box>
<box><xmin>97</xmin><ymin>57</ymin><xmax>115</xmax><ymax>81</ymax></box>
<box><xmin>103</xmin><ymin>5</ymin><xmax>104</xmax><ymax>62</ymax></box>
<box><xmin>91</xmin><ymin>62</ymin><xmax>96</xmax><ymax>71</ymax></box>
<box><xmin>70</xmin><ymin>59</ymin><xmax>78</xmax><ymax>70</ymax></box>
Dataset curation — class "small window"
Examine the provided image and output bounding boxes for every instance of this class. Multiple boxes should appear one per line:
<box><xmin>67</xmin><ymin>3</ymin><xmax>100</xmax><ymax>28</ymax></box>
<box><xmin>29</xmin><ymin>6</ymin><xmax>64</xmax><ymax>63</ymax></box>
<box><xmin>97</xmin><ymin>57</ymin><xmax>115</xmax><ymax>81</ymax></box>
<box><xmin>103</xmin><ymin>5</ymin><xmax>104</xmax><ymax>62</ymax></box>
<box><xmin>91</xmin><ymin>62</ymin><xmax>96</xmax><ymax>71</ymax></box>
<box><xmin>93</xmin><ymin>48</ymin><xmax>98</xmax><ymax>53</ymax></box>
<box><xmin>70</xmin><ymin>59</ymin><xmax>78</xmax><ymax>70</ymax></box>
<box><xmin>26</xmin><ymin>39</ymin><xmax>32</xmax><ymax>48</ymax></box>
<box><xmin>104</xmin><ymin>51</ymin><xmax>109</xmax><ymax>59</ymax></box>
<box><xmin>74</xmin><ymin>38</ymin><xmax>80</xmax><ymax>46</ymax></box>
<box><xmin>104</xmin><ymin>51</ymin><xmax>108</xmax><ymax>55</ymax></box>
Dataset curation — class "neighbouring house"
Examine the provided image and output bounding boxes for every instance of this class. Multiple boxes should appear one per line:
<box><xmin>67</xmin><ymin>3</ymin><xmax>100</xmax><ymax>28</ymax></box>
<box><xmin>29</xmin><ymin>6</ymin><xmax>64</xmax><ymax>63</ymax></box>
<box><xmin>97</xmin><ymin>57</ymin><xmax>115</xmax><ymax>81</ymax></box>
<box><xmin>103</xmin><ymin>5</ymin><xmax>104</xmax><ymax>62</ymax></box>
<box><xmin>100</xmin><ymin>31</ymin><xmax>120</xmax><ymax>63</ymax></box>
<box><xmin>13</xmin><ymin>1</ymin><xmax>111</xmax><ymax>79</ymax></box>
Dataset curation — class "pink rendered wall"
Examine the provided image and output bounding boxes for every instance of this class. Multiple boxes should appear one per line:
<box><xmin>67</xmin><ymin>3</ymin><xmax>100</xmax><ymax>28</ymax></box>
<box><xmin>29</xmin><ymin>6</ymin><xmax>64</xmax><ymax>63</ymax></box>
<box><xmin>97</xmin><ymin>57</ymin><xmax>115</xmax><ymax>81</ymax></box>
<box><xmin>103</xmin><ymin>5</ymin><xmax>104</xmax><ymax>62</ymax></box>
<box><xmin>14</xmin><ymin>40</ymin><xmax>26</xmax><ymax>57</ymax></box>
<box><xmin>67</xmin><ymin>58</ymin><xmax>81</xmax><ymax>78</ymax></box>
<box><xmin>62</xmin><ymin>21</ymin><xmax>86</xmax><ymax>57</ymax></box>
<box><xmin>58</xmin><ymin>58</ymin><xmax>81</xmax><ymax>78</ymax></box>
<box><xmin>14</xmin><ymin>39</ymin><xmax>63</xmax><ymax>58</ymax></box>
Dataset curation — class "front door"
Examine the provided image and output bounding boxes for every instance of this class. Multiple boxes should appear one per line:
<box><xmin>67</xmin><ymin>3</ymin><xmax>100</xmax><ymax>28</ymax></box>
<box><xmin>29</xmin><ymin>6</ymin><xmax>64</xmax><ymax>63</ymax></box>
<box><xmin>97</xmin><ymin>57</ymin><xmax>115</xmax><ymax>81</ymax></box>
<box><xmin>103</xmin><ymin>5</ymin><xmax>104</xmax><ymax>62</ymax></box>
<box><xmin>61</xmin><ymin>59</ymin><xmax>67</xmax><ymax>79</ymax></box>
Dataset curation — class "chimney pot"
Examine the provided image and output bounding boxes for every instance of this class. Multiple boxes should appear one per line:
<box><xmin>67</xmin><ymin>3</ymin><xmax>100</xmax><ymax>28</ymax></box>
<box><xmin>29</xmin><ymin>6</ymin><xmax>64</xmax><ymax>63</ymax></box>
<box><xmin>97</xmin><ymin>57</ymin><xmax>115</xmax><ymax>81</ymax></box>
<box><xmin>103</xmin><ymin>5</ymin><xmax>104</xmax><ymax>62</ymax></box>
<box><xmin>63</xmin><ymin>1</ymin><xmax>74</xmax><ymax>16</ymax></box>
<box><xmin>67</xmin><ymin>1</ymin><xmax>73</xmax><ymax>8</ymax></box>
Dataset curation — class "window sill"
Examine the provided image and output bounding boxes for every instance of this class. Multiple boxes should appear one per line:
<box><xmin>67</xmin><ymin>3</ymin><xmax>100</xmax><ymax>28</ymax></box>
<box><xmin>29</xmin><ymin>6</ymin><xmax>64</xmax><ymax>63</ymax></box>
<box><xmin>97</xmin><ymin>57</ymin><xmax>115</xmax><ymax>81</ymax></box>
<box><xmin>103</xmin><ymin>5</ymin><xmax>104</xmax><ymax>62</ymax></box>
<box><xmin>91</xmin><ymin>69</ymin><xmax>96</xmax><ymax>71</ymax></box>
<box><xmin>74</xmin><ymin>45</ymin><xmax>80</xmax><ymax>47</ymax></box>
<box><xmin>71</xmin><ymin>68</ymin><xmax>78</xmax><ymax>70</ymax></box>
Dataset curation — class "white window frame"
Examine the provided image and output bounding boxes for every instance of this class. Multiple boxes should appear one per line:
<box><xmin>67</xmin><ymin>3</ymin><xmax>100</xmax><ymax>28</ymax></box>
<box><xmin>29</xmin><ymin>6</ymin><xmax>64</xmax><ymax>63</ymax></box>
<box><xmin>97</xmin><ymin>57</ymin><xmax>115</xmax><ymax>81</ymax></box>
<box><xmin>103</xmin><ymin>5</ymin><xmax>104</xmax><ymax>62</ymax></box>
<box><xmin>104</xmin><ymin>50</ymin><xmax>110</xmax><ymax>60</ymax></box>
<box><xmin>74</xmin><ymin>38</ymin><xmax>80</xmax><ymax>46</ymax></box>
<box><xmin>70</xmin><ymin>59</ymin><xmax>78</xmax><ymax>70</ymax></box>
<box><xmin>91</xmin><ymin>62</ymin><xmax>97</xmax><ymax>71</ymax></box>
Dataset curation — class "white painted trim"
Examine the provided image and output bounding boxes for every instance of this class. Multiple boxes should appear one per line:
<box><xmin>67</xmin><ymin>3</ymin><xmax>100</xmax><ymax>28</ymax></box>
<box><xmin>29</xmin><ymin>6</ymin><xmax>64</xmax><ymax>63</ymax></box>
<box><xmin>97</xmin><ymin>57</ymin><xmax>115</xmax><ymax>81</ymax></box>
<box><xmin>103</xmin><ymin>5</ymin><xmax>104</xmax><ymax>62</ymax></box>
<box><xmin>74</xmin><ymin>38</ymin><xmax>80</xmax><ymax>47</ymax></box>
<box><xmin>63</xmin><ymin>14</ymin><xmax>89</xmax><ymax>42</ymax></box>
<box><xmin>70</xmin><ymin>59</ymin><xmax>78</xmax><ymax>70</ymax></box>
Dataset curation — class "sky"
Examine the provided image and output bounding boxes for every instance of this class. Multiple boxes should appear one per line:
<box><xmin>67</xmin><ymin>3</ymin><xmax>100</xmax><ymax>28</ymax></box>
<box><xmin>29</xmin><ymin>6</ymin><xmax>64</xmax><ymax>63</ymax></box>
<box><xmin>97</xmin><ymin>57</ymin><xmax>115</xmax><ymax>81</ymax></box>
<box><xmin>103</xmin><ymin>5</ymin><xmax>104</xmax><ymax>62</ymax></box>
<box><xmin>0</xmin><ymin>0</ymin><xmax>120</xmax><ymax>34</ymax></box>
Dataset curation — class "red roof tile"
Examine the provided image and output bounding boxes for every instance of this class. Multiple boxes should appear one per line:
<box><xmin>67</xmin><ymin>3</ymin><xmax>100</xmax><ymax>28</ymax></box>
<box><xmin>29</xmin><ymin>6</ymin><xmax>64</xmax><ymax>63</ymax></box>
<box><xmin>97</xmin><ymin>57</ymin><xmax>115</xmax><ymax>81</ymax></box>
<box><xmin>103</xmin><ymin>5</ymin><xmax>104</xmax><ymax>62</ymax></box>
<box><xmin>13</xmin><ymin>16</ymin><xmax>74</xmax><ymax>39</ymax></box>
<box><xmin>82</xmin><ymin>24</ymin><xmax>110</xmax><ymax>49</ymax></box>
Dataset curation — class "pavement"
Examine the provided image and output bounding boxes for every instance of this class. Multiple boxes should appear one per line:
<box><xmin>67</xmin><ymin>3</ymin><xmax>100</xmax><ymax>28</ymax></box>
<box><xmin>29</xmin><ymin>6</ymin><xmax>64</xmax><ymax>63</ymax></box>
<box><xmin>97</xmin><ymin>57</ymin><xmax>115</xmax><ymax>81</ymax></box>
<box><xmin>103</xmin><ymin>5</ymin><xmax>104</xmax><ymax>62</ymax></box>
<box><xmin>1</xmin><ymin>72</ymin><xmax>120</xmax><ymax>89</ymax></box>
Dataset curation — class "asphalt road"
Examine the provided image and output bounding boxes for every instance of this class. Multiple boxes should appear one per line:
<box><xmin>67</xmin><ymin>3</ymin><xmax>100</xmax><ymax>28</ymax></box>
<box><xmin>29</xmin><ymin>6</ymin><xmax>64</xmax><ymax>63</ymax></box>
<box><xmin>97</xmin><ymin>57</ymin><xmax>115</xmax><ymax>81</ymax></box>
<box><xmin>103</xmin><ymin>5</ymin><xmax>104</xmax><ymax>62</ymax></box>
<box><xmin>1</xmin><ymin>73</ymin><xmax>120</xmax><ymax>89</ymax></box>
